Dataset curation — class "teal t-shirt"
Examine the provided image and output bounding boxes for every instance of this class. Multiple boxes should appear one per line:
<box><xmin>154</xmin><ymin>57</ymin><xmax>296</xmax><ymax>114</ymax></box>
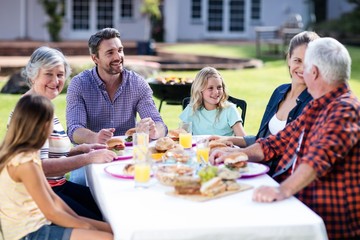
<box><xmin>179</xmin><ymin>102</ymin><xmax>242</xmax><ymax>136</ymax></box>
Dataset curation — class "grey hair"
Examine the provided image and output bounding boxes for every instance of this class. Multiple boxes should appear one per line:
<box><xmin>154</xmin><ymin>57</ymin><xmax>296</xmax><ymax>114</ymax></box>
<box><xmin>22</xmin><ymin>46</ymin><xmax>72</xmax><ymax>87</ymax></box>
<box><xmin>304</xmin><ymin>37</ymin><xmax>351</xmax><ymax>84</ymax></box>
<box><xmin>88</xmin><ymin>28</ymin><xmax>121</xmax><ymax>56</ymax></box>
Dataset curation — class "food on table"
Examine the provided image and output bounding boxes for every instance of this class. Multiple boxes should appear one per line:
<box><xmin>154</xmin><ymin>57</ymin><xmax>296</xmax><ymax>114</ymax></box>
<box><xmin>151</xmin><ymin>152</ymin><xmax>164</xmax><ymax>162</ymax></box>
<box><xmin>200</xmin><ymin>177</ymin><xmax>227</xmax><ymax>197</ymax></box>
<box><xmin>125</xmin><ymin>127</ymin><xmax>136</xmax><ymax>142</ymax></box>
<box><xmin>155</xmin><ymin>164</ymin><xmax>194</xmax><ymax>186</ymax></box>
<box><xmin>208</xmin><ymin>140</ymin><xmax>228</xmax><ymax>150</ymax></box>
<box><xmin>123</xmin><ymin>163</ymin><xmax>135</xmax><ymax>176</ymax></box>
<box><xmin>217</xmin><ymin>167</ymin><xmax>241</xmax><ymax>180</ymax></box>
<box><xmin>155</xmin><ymin>137</ymin><xmax>176</xmax><ymax>152</ymax></box>
<box><xmin>173</xmin><ymin>176</ymin><xmax>201</xmax><ymax>195</ymax></box>
<box><xmin>198</xmin><ymin>166</ymin><xmax>218</xmax><ymax>183</ymax></box>
<box><xmin>167</xmin><ymin>128</ymin><xmax>188</xmax><ymax>141</ymax></box>
<box><xmin>163</xmin><ymin>147</ymin><xmax>190</xmax><ymax>163</ymax></box>
<box><xmin>224</xmin><ymin>152</ymin><xmax>249</xmax><ymax>172</ymax></box>
<box><xmin>224</xmin><ymin>180</ymin><xmax>240</xmax><ymax>191</ymax></box>
<box><xmin>106</xmin><ymin>137</ymin><xmax>126</xmax><ymax>155</ymax></box>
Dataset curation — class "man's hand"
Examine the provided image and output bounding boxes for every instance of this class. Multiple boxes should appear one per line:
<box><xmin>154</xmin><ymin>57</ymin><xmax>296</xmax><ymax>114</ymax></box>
<box><xmin>138</xmin><ymin>118</ymin><xmax>165</xmax><ymax>139</ymax></box>
<box><xmin>252</xmin><ymin>186</ymin><xmax>289</xmax><ymax>202</ymax></box>
<box><xmin>209</xmin><ymin>147</ymin><xmax>238</xmax><ymax>165</ymax></box>
<box><xmin>96</xmin><ymin>128</ymin><xmax>115</xmax><ymax>144</ymax></box>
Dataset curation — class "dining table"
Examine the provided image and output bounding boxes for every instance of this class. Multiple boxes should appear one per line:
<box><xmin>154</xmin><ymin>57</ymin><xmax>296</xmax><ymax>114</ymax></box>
<box><xmin>85</xmin><ymin>139</ymin><xmax>328</xmax><ymax>240</ymax></box>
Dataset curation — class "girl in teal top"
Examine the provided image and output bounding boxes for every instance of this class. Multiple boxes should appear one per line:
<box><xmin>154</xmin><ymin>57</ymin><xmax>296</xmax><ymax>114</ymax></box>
<box><xmin>180</xmin><ymin>67</ymin><xmax>246</xmax><ymax>136</ymax></box>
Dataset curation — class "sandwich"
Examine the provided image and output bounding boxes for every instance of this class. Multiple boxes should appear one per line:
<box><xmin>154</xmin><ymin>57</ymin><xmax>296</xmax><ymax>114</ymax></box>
<box><xmin>208</xmin><ymin>140</ymin><xmax>228</xmax><ymax>150</ymax></box>
<box><xmin>223</xmin><ymin>152</ymin><xmax>248</xmax><ymax>172</ymax></box>
<box><xmin>200</xmin><ymin>177</ymin><xmax>227</xmax><ymax>197</ymax></box>
<box><xmin>106</xmin><ymin>137</ymin><xmax>126</xmax><ymax>155</ymax></box>
<box><xmin>155</xmin><ymin>137</ymin><xmax>175</xmax><ymax>153</ymax></box>
<box><xmin>174</xmin><ymin>176</ymin><xmax>201</xmax><ymax>195</ymax></box>
<box><xmin>123</xmin><ymin>163</ymin><xmax>135</xmax><ymax>176</ymax></box>
<box><xmin>125</xmin><ymin>127</ymin><xmax>136</xmax><ymax>142</ymax></box>
<box><xmin>167</xmin><ymin>128</ymin><xmax>188</xmax><ymax>141</ymax></box>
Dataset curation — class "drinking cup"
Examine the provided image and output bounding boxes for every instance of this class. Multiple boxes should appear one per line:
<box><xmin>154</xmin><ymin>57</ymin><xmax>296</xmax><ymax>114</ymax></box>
<box><xmin>196</xmin><ymin>138</ymin><xmax>210</xmax><ymax>163</ymax></box>
<box><xmin>134</xmin><ymin>159</ymin><xmax>152</xmax><ymax>188</ymax></box>
<box><xmin>179</xmin><ymin>122</ymin><xmax>192</xmax><ymax>149</ymax></box>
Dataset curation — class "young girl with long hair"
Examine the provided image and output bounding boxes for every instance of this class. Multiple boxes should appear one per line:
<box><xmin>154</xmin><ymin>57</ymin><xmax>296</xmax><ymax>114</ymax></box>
<box><xmin>0</xmin><ymin>95</ymin><xmax>113</xmax><ymax>240</ymax></box>
<box><xmin>180</xmin><ymin>66</ymin><xmax>246</xmax><ymax>136</ymax></box>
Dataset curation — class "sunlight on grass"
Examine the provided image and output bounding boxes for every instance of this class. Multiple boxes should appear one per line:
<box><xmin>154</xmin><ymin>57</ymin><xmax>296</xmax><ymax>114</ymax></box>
<box><xmin>1</xmin><ymin>43</ymin><xmax>360</xmax><ymax>140</ymax></box>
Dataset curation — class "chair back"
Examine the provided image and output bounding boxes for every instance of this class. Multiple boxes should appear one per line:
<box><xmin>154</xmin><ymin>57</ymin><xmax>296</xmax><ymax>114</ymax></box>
<box><xmin>182</xmin><ymin>96</ymin><xmax>247</xmax><ymax>126</ymax></box>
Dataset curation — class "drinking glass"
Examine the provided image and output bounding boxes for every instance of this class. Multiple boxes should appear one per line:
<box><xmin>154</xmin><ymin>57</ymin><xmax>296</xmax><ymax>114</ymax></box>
<box><xmin>134</xmin><ymin>158</ymin><xmax>152</xmax><ymax>188</ymax></box>
<box><xmin>133</xmin><ymin>132</ymin><xmax>149</xmax><ymax>161</ymax></box>
<box><xmin>179</xmin><ymin>122</ymin><xmax>192</xmax><ymax>149</ymax></box>
<box><xmin>196</xmin><ymin>138</ymin><xmax>210</xmax><ymax>163</ymax></box>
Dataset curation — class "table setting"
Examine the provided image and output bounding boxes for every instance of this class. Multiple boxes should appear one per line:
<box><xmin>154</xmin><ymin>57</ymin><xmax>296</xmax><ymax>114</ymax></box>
<box><xmin>85</xmin><ymin>124</ymin><xmax>328</xmax><ymax>240</ymax></box>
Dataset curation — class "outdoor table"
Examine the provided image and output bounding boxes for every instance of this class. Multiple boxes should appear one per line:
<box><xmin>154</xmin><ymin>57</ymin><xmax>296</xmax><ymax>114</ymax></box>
<box><xmin>85</xmin><ymin>141</ymin><xmax>328</xmax><ymax>240</ymax></box>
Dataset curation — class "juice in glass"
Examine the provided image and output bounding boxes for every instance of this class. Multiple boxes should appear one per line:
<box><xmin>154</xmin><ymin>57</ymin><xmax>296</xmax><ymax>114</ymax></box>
<box><xmin>179</xmin><ymin>133</ymin><xmax>192</xmax><ymax>149</ymax></box>
<box><xmin>134</xmin><ymin>162</ymin><xmax>151</xmax><ymax>188</ymax></box>
<box><xmin>196</xmin><ymin>147</ymin><xmax>210</xmax><ymax>163</ymax></box>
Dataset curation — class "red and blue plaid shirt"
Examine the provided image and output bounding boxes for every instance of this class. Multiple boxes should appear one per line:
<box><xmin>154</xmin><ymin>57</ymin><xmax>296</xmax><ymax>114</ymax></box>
<box><xmin>257</xmin><ymin>83</ymin><xmax>360</xmax><ymax>239</ymax></box>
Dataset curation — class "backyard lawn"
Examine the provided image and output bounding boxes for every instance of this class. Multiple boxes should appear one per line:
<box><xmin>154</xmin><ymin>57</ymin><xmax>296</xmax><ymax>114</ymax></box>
<box><xmin>0</xmin><ymin>43</ymin><xmax>360</xmax><ymax>140</ymax></box>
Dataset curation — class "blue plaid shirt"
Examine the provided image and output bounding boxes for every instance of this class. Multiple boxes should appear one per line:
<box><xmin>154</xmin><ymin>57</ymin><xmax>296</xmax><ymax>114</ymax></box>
<box><xmin>66</xmin><ymin>67</ymin><xmax>166</xmax><ymax>142</ymax></box>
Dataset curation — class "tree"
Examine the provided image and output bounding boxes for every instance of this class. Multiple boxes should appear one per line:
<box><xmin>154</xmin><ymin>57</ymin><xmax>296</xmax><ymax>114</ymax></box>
<box><xmin>140</xmin><ymin>0</ymin><xmax>162</xmax><ymax>40</ymax></box>
<box><xmin>38</xmin><ymin>0</ymin><xmax>65</xmax><ymax>42</ymax></box>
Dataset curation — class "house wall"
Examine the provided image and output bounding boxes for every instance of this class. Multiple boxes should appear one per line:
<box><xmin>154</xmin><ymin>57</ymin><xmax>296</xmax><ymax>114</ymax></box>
<box><xmin>0</xmin><ymin>0</ymin><xmax>356</xmax><ymax>43</ymax></box>
<box><xmin>0</xmin><ymin>0</ymin><xmax>23</xmax><ymax>39</ymax></box>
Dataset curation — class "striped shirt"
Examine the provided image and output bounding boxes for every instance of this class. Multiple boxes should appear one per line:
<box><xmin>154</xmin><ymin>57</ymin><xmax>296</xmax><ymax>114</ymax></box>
<box><xmin>40</xmin><ymin>116</ymin><xmax>71</xmax><ymax>186</ymax></box>
<box><xmin>8</xmin><ymin>112</ymin><xmax>71</xmax><ymax>187</ymax></box>
<box><xmin>66</xmin><ymin>67</ymin><xmax>166</xmax><ymax>142</ymax></box>
<box><xmin>257</xmin><ymin>83</ymin><xmax>360</xmax><ymax>239</ymax></box>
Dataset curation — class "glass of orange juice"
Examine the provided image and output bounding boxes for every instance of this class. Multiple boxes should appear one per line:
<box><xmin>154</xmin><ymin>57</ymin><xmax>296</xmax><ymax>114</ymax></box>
<box><xmin>196</xmin><ymin>138</ymin><xmax>210</xmax><ymax>163</ymax></box>
<box><xmin>179</xmin><ymin>122</ymin><xmax>192</xmax><ymax>149</ymax></box>
<box><xmin>134</xmin><ymin>160</ymin><xmax>151</xmax><ymax>188</ymax></box>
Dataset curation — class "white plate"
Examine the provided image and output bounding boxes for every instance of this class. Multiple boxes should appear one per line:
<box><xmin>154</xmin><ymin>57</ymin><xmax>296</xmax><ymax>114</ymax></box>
<box><xmin>240</xmin><ymin>162</ymin><xmax>269</xmax><ymax>178</ymax></box>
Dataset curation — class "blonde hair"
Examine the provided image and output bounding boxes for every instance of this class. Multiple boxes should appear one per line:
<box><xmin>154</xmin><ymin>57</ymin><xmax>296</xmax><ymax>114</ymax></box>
<box><xmin>0</xmin><ymin>95</ymin><xmax>54</xmax><ymax>172</ymax></box>
<box><xmin>190</xmin><ymin>66</ymin><xmax>229</xmax><ymax>119</ymax></box>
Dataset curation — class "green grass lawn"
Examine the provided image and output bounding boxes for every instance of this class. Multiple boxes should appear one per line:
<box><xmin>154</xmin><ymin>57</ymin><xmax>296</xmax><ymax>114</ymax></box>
<box><xmin>1</xmin><ymin>43</ymin><xmax>360</xmax><ymax>140</ymax></box>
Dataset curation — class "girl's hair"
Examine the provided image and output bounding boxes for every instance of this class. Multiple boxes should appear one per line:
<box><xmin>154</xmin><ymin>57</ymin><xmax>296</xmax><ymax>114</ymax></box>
<box><xmin>22</xmin><ymin>46</ymin><xmax>72</xmax><ymax>87</ymax></box>
<box><xmin>287</xmin><ymin>31</ymin><xmax>320</xmax><ymax>58</ymax></box>
<box><xmin>190</xmin><ymin>66</ymin><xmax>229</xmax><ymax>118</ymax></box>
<box><xmin>0</xmin><ymin>94</ymin><xmax>54</xmax><ymax>172</ymax></box>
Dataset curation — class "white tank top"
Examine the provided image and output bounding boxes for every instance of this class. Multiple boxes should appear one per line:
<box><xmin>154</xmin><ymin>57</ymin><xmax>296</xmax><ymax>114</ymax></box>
<box><xmin>268</xmin><ymin>114</ymin><xmax>287</xmax><ymax>135</ymax></box>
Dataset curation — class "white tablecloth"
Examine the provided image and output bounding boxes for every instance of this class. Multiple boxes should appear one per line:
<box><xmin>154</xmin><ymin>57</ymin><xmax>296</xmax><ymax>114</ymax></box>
<box><xmin>86</xmin><ymin>160</ymin><xmax>328</xmax><ymax>240</ymax></box>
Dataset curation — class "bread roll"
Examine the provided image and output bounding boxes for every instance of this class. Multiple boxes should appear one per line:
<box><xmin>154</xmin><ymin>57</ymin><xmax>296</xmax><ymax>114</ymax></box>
<box><xmin>155</xmin><ymin>137</ymin><xmax>175</xmax><ymax>152</ymax></box>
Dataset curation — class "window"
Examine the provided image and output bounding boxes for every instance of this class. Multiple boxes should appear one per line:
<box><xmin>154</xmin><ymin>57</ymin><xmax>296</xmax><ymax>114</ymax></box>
<box><xmin>72</xmin><ymin>0</ymin><xmax>89</xmax><ymax>30</ymax></box>
<box><xmin>251</xmin><ymin>0</ymin><xmax>261</xmax><ymax>20</ymax></box>
<box><xmin>229</xmin><ymin>0</ymin><xmax>245</xmax><ymax>32</ymax></box>
<box><xmin>191</xmin><ymin>0</ymin><xmax>201</xmax><ymax>20</ymax></box>
<box><xmin>208</xmin><ymin>0</ymin><xmax>223</xmax><ymax>31</ymax></box>
<box><xmin>97</xmin><ymin>0</ymin><xmax>113</xmax><ymax>29</ymax></box>
<box><xmin>121</xmin><ymin>0</ymin><xmax>133</xmax><ymax>18</ymax></box>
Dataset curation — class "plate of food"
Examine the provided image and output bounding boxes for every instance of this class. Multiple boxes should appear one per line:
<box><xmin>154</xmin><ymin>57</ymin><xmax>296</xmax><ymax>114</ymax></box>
<box><xmin>222</xmin><ymin>152</ymin><xmax>269</xmax><ymax>178</ymax></box>
<box><xmin>104</xmin><ymin>163</ymin><xmax>136</xmax><ymax>179</ymax></box>
<box><xmin>106</xmin><ymin>136</ymin><xmax>133</xmax><ymax>161</ymax></box>
<box><xmin>240</xmin><ymin>162</ymin><xmax>269</xmax><ymax>178</ymax></box>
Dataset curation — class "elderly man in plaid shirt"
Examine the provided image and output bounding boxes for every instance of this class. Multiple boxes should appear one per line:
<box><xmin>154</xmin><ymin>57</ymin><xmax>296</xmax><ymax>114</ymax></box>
<box><xmin>210</xmin><ymin>37</ymin><xmax>360</xmax><ymax>240</ymax></box>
